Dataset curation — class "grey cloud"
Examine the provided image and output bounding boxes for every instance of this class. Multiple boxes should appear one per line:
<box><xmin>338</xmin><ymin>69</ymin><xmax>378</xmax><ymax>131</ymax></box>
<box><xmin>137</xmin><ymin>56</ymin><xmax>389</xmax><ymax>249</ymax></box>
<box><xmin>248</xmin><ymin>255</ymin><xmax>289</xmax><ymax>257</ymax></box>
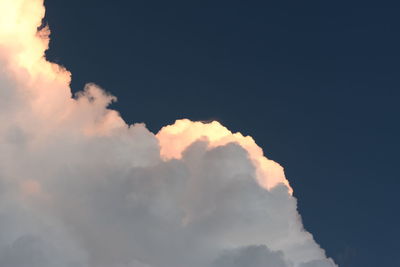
<box><xmin>212</xmin><ymin>245</ymin><xmax>290</xmax><ymax>267</ymax></box>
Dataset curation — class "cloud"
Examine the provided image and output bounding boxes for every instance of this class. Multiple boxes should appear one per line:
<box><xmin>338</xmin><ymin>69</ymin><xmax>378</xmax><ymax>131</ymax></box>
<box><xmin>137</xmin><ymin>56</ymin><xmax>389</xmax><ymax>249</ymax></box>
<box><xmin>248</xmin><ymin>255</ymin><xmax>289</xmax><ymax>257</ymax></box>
<box><xmin>212</xmin><ymin>245</ymin><xmax>289</xmax><ymax>267</ymax></box>
<box><xmin>0</xmin><ymin>0</ymin><xmax>337</xmax><ymax>266</ymax></box>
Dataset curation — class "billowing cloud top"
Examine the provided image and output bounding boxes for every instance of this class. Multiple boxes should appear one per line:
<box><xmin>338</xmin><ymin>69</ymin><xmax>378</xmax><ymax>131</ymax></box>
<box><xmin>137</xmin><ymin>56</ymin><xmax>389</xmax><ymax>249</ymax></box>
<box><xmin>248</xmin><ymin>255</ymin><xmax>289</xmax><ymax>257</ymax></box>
<box><xmin>0</xmin><ymin>1</ymin><xmax>337</xmax><ymax>267</ymax></box>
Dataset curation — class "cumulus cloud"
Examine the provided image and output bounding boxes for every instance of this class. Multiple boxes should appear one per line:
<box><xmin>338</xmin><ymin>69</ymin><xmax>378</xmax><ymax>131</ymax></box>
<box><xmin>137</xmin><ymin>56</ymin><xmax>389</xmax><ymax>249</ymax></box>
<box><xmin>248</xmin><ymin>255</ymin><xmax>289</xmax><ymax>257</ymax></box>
<box><xmin>0</xmin><ymin>0</ymin><xmax>337</xmax><ymax>266</ymax></box>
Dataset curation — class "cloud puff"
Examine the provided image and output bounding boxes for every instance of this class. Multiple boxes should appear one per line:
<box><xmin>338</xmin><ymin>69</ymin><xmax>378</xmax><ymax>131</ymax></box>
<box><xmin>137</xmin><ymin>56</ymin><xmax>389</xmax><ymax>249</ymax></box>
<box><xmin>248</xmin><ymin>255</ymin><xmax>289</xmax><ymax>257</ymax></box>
<box><xmin>0</xmin><ymin>0</ymin><xmax>337</xmax><ymax>266</ymax></box>
<box><xmin>212</xmin><ymin>245</ymin><xmax>289</xmax><ymax>267</ymax></box>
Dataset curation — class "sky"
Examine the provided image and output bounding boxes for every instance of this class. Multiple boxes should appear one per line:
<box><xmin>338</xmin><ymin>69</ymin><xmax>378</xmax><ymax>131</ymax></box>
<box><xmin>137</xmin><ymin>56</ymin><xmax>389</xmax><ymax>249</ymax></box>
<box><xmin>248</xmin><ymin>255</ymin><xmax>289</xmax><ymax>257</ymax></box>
<box><xmin>0</xmin><ymin>0</ymin><xmax>398</xmax><ymax>266</ymax></box>
<box><xmin>42</xmin><ymin>1</ymin><xmax>400</xmax><ymax>266</ymax></box>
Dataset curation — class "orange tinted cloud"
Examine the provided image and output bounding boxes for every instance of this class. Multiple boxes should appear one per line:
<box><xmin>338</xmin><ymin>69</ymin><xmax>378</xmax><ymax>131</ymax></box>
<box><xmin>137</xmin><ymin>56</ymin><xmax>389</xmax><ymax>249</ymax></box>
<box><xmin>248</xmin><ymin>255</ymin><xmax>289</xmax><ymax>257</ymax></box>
<box><xmin>157</xmin><ymin>119</ymin><xmax>292</xmax><ymax>193</ymax></box>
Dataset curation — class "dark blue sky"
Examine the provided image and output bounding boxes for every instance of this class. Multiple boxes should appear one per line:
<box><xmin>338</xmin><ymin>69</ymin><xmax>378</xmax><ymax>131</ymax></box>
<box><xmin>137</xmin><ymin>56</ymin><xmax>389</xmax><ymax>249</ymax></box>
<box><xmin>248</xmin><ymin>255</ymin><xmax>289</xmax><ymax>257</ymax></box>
<box><xmin>44</xmin><ymin>1</ymin><xmax>399</xmax><ymax>266</ymax></box>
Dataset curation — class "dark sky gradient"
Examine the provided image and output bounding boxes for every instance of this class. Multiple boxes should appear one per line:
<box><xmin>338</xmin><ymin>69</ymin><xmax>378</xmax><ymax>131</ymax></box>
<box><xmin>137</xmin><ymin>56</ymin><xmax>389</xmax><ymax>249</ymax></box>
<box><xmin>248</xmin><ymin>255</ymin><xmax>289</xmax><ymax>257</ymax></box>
<box><xmin>43</xmin><ymin>1</ymin><xmax>399</xmax><ymax>266</ymax></box>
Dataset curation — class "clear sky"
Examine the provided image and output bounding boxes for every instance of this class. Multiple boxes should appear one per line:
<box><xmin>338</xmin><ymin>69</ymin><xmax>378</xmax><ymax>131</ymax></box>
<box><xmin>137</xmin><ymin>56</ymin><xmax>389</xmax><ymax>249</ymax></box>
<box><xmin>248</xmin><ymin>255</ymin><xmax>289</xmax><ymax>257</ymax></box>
<box><xmin>43</xmin><ymin>1</ymin><xmax>399</xmax><ymax>266</ymax></box>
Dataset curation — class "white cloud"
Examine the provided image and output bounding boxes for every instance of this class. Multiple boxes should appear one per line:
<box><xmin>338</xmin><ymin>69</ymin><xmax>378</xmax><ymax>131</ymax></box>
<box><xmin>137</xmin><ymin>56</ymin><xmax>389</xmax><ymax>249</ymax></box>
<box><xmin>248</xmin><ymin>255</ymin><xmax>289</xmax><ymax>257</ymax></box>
<box><xmin>0</xmin><ymin>0</ymin><xmax>337</xmax><ymax>266</ymax></box>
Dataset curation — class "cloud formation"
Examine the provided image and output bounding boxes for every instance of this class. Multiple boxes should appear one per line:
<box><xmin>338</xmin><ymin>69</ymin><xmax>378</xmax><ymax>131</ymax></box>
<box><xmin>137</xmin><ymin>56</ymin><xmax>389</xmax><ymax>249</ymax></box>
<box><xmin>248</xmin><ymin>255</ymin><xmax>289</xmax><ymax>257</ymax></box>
<box><xmin>0</xmin><ymin>0</ymin><xmax>337</xmax><ymax>266</ymax></box>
